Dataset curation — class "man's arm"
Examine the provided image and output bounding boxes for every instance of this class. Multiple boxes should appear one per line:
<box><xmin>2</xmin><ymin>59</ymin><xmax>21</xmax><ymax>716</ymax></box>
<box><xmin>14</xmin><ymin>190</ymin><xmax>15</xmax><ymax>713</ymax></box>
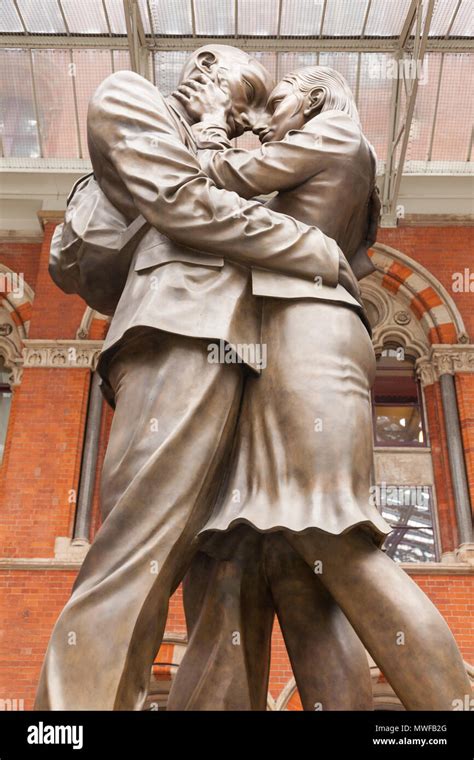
<box><xmin>87</xmin><ymin>70</ymin><xmax>339</xmax><ymax>286</ymax></box>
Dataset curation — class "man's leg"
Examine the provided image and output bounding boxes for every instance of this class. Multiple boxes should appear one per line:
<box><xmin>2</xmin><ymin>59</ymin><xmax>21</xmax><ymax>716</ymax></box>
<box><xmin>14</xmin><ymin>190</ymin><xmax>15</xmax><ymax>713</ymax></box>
<box><xmin>264</xmin><ymin>533</ymin><xmax>373</xmax><ymax>710</ymax></box>
<box><xmin>34</xmin><ymin>331</ymin><xmax>244</xmax><ymax>710</ymax></box>
<box><xmin>167</xmin><ymin>527</ymin><xmax>274</xmax><ymax>711</ymax></box>
<box><xmin>285</xmin><ymin>528</ymin><xmax>471</xmax><ymax>711</ymax></box>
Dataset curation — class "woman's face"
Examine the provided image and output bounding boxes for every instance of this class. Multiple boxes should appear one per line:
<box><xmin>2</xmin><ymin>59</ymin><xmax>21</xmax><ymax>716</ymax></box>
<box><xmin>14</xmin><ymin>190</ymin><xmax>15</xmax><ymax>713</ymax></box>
<box><xmin>255</xmin><ymin>80</ymin><xmax>307</xmax><ymax>144</ymax></box>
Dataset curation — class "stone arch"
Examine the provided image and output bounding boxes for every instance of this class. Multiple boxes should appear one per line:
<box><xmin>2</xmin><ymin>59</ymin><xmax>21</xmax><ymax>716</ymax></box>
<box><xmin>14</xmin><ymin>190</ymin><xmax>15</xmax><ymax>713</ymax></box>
<box><xmin>271</xmin><ymin>655</ymin><xmax>474</xmax><ymax>711</ymax></box>
<box><xmin>361</xmin><ymin>277</ymin><xmax>430</xmax><ymax>361</ymax></box>
<box><xmin>363</xmin><ymin>243</ymin><xmax>468</xmax><ymax>351</ymax></box>
<box><xmin>272</xmin><ymin>677</ymin><xmax>298</xmax><ymax>711</ymax></box>
<box><xmin>0</xmin><ymin>263</ymin><xmax>34</xmax><ymax>384</ymax></box>
<box><xmin>0</xmin><ymin>263</ymin><xmax>34</xmax><ymax>341</ymax></box>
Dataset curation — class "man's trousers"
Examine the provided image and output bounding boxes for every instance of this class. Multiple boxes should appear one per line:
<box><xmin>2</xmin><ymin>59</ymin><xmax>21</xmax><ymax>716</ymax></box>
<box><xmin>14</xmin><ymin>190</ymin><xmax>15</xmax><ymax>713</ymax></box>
<box><xmin>34</xmin><ymin>330</ymin><xmax>244</xmax><ymax>710</ymax></box>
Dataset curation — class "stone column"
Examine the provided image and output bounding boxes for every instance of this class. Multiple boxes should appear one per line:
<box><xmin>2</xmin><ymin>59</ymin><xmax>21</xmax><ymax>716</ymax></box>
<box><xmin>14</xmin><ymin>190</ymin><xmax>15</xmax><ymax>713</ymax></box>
<box><xmin>73</xmin><ymin>370</ymin><xmax>103</xmax><ymax>543</ymax></box>
<box><xmin>418</xmin><ymin>346</ymin><xmax>474</xmax><ymax>563</ymax></box>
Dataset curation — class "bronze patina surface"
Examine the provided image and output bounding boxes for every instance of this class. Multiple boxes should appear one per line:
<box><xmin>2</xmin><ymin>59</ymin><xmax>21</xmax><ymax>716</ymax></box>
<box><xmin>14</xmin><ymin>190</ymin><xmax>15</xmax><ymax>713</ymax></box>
<box><xmin>36</xmin><ymin>49</ymin><xmax>470</xmax><ymax>711</ymax></box>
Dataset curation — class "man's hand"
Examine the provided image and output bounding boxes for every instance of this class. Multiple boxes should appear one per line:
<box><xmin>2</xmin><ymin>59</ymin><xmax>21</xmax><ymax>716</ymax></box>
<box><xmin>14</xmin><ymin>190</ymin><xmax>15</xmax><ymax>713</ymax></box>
<box><xmin>175</xmin><ymin>73</ymin><xmax>232</xmax><ymax>131</ymax></box>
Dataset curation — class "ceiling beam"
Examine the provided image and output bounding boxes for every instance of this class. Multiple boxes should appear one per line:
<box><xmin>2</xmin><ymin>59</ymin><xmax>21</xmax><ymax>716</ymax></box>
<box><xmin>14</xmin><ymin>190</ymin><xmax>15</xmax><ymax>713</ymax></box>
<box><xmin>381</xmin><ymin>0</ymin><xmax>436</xmax><ymax>225</ymax></box>
<box><xmin>0</xmin><ymin>34</ymin><xmax>471</xmax><ymax>53</ymax></box>
<box><xmin>361</xmin><ymin>0</ymin><xmax>372</xmax><ymax>39</ymax></box>
<box><xmin>123</xmin><ymin>0</ymin><xmax>151</xmax><ymax>78</ymax></box>
<box><xmin>398</xmin><ymin>0</ymin><xmax>419</xmax><ymax>49</ymax></box>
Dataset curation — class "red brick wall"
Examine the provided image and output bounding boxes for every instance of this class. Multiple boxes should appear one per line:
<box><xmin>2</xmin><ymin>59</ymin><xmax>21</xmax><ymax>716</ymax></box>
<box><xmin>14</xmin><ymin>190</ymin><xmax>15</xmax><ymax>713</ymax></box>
<box><xmin>28</xmin><ymin>223</ymin><xmax>87</xmax><ymax>340</ymax></box>
<box><xmin>0</xmin><ymin>368</ymin><xmax>90</xmax><ymax>557</ymax></box>
<box><xmin>0</xmin><ymin>241</ymin><xmax>41</xmax><ymax>294</ymax></box>
<box><xmin>0</xmin><ymin>569</ymin><xmax>471</xmax><ymax>711</ymax></box>
<box><xmin>378</xmin><ymin>227</ymin><xmax>474</xmax><ymax>337</ymax></box>
<box><xmin>0</xmin><ymin>570</ymin><xmax>77</xmax><ymax>710</ymax></box>
<box><xmin>412</xmin><ymin>574</ymin><xmax>474</xmax><ymax>665</ymax></box>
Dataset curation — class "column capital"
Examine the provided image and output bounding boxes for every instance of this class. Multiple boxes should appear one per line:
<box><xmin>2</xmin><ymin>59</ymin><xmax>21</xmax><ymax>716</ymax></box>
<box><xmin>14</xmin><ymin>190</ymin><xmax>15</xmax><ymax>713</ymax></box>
<box><xmin>416</xmin><ymin>344</ymin><xmax>474</xmax><ymax>386</ymax></box>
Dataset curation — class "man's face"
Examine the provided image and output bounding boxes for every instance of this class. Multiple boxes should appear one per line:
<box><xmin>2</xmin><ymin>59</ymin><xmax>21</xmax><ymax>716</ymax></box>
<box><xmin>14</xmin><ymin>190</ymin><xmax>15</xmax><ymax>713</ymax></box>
<box><xmin>254</xmin><ymin>80</ymin><xmax>307</xmax><ymax>143</ymax></box>
<box><xmin>215</xmin><ymin>60</ymin><xmax>273</xmax><ymax>138</ymax></box>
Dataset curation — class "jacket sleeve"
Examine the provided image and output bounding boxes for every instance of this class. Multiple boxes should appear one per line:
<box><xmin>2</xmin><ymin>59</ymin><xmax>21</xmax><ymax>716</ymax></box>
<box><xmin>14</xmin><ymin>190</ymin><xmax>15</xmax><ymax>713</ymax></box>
<box><xmin>196</xmin><ymin>115</ymin><xmax>360</xmax><ymax>199</ymax></box>
<box><xmin>87</xmin><ymin>70</ymin><xmax>339</xmax><ymax>286</ymax></box>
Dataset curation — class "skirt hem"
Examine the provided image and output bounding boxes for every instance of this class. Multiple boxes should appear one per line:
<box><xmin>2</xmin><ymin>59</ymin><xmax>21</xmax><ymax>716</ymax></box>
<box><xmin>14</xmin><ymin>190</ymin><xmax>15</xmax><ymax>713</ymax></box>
<box><xmin>199</xmin><ymin>516</ymin><xmax>392</xmax><ymax>560</ymax></box>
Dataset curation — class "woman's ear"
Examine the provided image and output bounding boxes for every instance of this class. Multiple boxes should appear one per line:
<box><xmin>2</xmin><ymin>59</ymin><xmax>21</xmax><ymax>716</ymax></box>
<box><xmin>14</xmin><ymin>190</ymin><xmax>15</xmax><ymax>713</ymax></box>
<box><xmin>196</xmin><ymin>50</ymin><xmax>218</xmax><ymax>78</ymax></box>
<box><xmin>303</xmin><ymin>86</ymin><xmax>327</xmax><ymax>119</ymax></box>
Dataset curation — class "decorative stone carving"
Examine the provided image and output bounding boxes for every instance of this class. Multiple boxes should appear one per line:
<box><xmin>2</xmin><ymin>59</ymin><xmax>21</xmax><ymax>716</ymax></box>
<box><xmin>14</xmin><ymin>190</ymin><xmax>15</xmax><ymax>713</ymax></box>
<box><xmin>394</xmin><ymin>310</ymin><xmax>411</xmax><ymax>325</ymax></box>
<box><xmin>0</xmin><ymin>329</ymin><xmax>24</xmax><ymax>387</ymax></box>
<box><xmin>8</xmin><ymin>363</ymin><xmax>23</xmax><ymax>387</ymax></box>
<box><xmin>415</xmin><ymin>346</ymin><xmax>474</xmax><ymax>386</ymax></box>
<box><xmin>415</xmin><ymin>358</ymin><xmax>437</xmax><ymax>388</ymax></box>
<box><xmin>361</xmin><ymin>274</ymin><xmax>430</xmax><ymax>361</ymax></box>
<box><xmin>22</xmin><ymin>340</ymin><xmax>103</xmax><ymax>371</ymax></box>
<box><xmin>431</xmin><ymin>345</ymin><xmax>474</xmax><ymax>378</ymax></box>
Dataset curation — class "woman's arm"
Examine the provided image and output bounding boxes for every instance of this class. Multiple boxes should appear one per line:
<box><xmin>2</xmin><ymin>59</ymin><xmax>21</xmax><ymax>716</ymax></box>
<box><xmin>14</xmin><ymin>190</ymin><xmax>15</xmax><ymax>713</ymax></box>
<box><xmin>195</xmin><ymin>115</ymin><xmax>359</xmax><ymax>200</ymax></box>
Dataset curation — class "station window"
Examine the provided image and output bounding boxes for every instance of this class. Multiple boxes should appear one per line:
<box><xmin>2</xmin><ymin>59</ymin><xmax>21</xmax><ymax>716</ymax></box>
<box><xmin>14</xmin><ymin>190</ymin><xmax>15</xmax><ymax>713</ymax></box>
<box><xmin>377</xmin><ymin>485</ymin><xmax>438</xmax><ymax>563</ymax></box>
<box><xmin>372</xmin><ymin>348</ymin><xmax>426</xmax><ymax>447</ymax></box>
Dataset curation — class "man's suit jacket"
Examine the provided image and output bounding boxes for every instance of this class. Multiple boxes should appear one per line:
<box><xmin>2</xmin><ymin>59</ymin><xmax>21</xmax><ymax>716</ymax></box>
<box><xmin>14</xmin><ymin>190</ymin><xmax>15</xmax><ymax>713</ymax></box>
<box><xmin>85</xmin><ymin>71</ymin><xmax>345</xmax><ymax>378</ymax></box>
<box><xmin>197</xmin><ymin>109</ymin><xmax>378</xmax><ymax>307</ymax></box>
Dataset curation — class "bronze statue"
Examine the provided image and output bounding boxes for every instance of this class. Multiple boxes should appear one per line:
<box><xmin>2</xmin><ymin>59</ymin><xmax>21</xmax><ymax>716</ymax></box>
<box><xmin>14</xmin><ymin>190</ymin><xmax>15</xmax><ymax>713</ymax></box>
<box><xmin>35</xmin><ymin>49</ymin><xmax>470</xmax><ymax>712</ymax></box>
<box><xmin>168</xmin><ymin>65</ymin><xmax>471</xmax><ymax>711</ymax></box>
<box><xmin>35</xmin><ymin>46</ymin><xmax>358</xmax><ymax>711</ymax></box>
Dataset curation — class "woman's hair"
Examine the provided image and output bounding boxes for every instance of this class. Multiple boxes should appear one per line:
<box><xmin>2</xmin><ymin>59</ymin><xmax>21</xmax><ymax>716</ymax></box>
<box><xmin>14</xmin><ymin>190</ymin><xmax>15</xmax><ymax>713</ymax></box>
<box><xmin>284</xmin><ymin>64</ymin><xmax>379</xmax><ymax>183</ymax></box>
<box><xmin>283</xmin><ymin>65</ymin><xmax>361</xmax><ymax>127</ymax></box>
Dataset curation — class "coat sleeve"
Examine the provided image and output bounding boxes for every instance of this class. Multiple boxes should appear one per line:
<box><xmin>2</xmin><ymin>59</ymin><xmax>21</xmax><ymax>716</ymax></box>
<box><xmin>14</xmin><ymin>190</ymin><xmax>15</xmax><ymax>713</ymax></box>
<box><xmin>87</xmin><ymin>70</ymin><xmax>340</xmax><ymax>286</ymax></box>
<box><xmin>196</xmin><ymin>115</ymin><xmax>360</xmax><ymax>199</ymax></box>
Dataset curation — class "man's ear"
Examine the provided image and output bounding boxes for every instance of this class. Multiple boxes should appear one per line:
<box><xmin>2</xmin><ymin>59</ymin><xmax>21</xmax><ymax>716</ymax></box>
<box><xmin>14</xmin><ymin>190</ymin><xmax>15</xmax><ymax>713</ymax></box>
<box><xmin>196</xmin><ymin>50</ymin><xmax>218</xmax><ymax>78</ymax></box>
<box><xmin>303</xmin><ymin>86</ymin><xmax>327</xmax><ymax>119</ymax></box>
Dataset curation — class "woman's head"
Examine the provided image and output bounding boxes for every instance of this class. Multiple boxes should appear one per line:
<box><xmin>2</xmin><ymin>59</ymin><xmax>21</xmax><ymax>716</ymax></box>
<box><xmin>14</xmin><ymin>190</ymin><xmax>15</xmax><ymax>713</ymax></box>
<box><xmin>255</xmin><ymin>65</ymin><xmax>361</xmax><ymax>143</ymax></box>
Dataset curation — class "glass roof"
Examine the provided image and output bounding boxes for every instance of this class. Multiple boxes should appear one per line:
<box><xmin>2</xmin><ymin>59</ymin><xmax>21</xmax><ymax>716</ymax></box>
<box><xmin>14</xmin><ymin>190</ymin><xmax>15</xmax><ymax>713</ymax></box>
<box><xmin>0</xmin><ymin>0</ymin><xmax>472</xmax><ymax>38</ymax></box>
<box><xmin>1</xmin><ymin>46</ymin><xmax>471</xmax><ymax>171</ymax></box>
<box><xmin>0</xmin><ymin>1</ymin><xmax>472</xmax><ymax>175</ymax></box>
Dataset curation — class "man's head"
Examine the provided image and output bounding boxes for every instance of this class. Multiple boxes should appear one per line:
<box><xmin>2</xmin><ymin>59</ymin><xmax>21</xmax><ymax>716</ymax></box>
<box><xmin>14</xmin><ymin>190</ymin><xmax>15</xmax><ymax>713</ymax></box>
<box><xmin>179</xmin><ymin>45</ymin><xmax>274</xmax><ymax>138</ymax></box>
<box><xmin>255</xmin><ymin>65</ymin><xmax>361</xmax><ymax>143</ymax></box>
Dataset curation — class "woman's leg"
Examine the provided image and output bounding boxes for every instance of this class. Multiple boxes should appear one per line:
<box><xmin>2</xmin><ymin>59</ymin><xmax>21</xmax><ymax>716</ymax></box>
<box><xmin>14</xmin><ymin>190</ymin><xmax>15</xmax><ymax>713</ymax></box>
<box><xmin>285</xmin><ymin>528</ymin><xmax>471</xmax><ymax>711</ymax></box>
<box><xmin>264</xmin><ymin>533</ymin><xmax>373</xmax><ymax>710</ymax></box>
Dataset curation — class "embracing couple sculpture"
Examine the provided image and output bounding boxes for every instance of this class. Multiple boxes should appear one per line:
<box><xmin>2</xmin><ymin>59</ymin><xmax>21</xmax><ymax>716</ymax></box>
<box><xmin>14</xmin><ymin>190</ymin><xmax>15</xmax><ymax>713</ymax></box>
<box><xmin>36</xmin><ymin>45</ymin><xmax>470</xmax><ymax>711</ymax></box>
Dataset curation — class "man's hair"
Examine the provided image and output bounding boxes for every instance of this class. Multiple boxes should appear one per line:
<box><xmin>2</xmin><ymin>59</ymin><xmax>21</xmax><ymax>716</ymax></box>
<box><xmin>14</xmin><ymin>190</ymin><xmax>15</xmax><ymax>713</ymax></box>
<box><xmin>180</xmin><ymin>44</ymin><xmax>273</xmax><ymax>102</ymax></box>
<box><xmin>283</xmin><ymin>65</ymin><xmax>361</xmax><ymax>126</ymax></box>
<box><xmin>181</xmin><ymin>44</ymin><xmax>251</xmax><ymax>79</ymax></box>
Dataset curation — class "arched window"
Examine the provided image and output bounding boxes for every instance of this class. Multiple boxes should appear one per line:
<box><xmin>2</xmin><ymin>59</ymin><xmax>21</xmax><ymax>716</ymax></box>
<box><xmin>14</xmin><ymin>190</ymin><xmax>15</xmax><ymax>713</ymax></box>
<box><xmin>372</xmin><ymin>347</ymin><xmax>426</xmax><ymax>447</ymax></box>
<box><xmin>0</xmin><ymin>357</ymin><xmax>12</xmax><ymax>464</ymax></box>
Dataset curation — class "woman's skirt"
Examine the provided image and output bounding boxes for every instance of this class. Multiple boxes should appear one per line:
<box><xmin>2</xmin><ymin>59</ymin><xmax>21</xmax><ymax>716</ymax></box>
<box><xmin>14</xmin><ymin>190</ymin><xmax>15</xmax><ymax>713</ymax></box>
<box><xmin>200</xmin><ymin>298</ymin><xmax>391</xmax><ymax>555</ymax></box>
